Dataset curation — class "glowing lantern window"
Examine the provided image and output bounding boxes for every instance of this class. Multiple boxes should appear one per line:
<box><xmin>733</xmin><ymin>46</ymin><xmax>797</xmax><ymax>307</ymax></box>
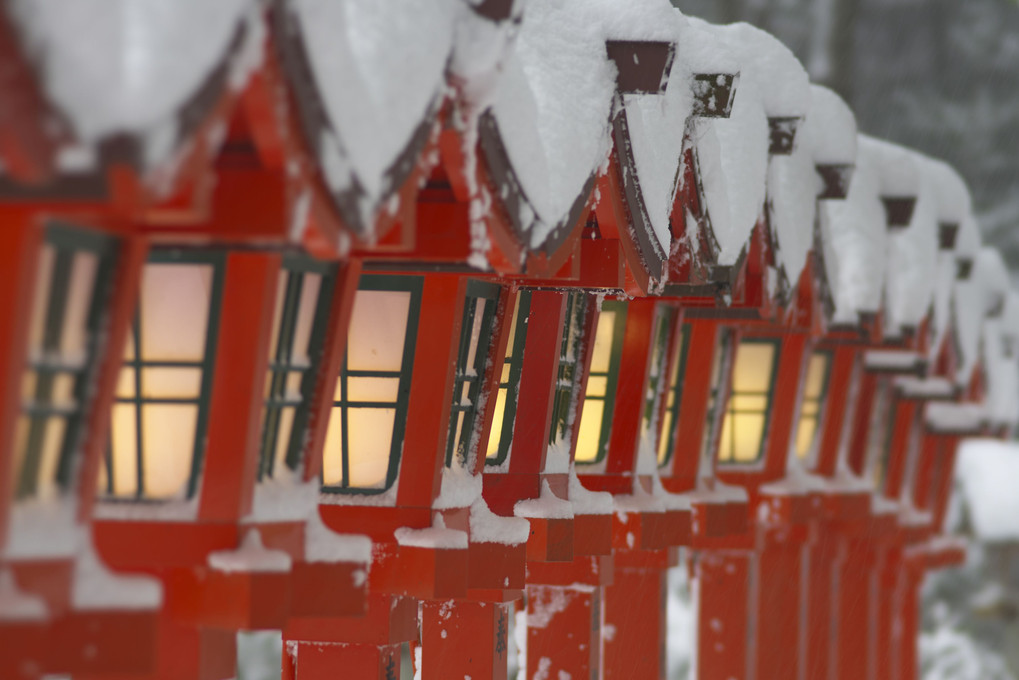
<box><xmin>445</xmin><ymin>281</ymin><xmax>502</xmax><ymax>468</ymax></box>
<box><xmin>575</xmin><ymin>300</ymin><xmax>627</xmax><ymax>464</ymax></box>
<box><xmin>549</xmin><ymin>292</ymin><xmax>589</xmax><ymax>446</ymax></box>
<box><xmin>258</xmin><ymin>256</ymin><xmax>336</xmax><ymax>480</ymax></box>
<box><xmin>486</xmin><ymin>291</ymin><xmax>530</xmax><ymax>466</ymax></box>
<box><xmin>14</xmin><ymin>224</ymin><xmax>115</xmax><ymax>501</ymax></box>
<box><xmin>656</xmin><ymin>323</ymin><xmax>690</xmax><ymax>467</ymax></box>
<box><xmin>322</xmin><ymin>275</ymin><xmax>421</xmax><ymax>493</ymax></box>
<box><xmin>103</xmin><ymin>251</ymin><xmax>224</xmax><ymax>500</ymax></box>
<box><xmin>640</xmin><ymin>307</ymin><xmax>677</xmax><ymax>460</ymax></box>
<box><xmin>717</xmin><ymin>339</ymin><xmax>780</xmax><ymax>464</ymax></box>
<box><xmin>794</xmin><ymin>351</ymin><xmax>832</xmax><ymax>460</ymax></box>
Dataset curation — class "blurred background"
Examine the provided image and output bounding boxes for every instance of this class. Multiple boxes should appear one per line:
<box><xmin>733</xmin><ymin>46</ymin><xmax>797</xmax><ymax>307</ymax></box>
<box><xmin>664</xmin><ymin>2</ymin><xmax>1019</xmax><ymax>678</ymax></box>
<box><xmin>672</xmin><ymin>0</ymin><xmax>1019</xmax><ymax>278</ymax></box>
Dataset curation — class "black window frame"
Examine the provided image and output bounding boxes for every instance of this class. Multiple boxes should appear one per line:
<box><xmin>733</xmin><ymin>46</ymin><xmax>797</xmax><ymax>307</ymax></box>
<box><xmin>445</xmin><ymin>280</ymin><xmax>503</xmax><ymax>468</ymax></box>
<box><xmin>486</xmin><ymin>290</ymin><xmax>531</xmax><ymax>467</ymax></box>
<box><xmin>716</xmin><ymin>337</ymin><xmax>781</xmax><ymax>466</ymax></box>
<box><xmin>104</xmin><ymin>248</ymin><xmax>226</xmax><ymax>501</ymax></box>
<box><xmin>323</xmin><ymin>274</ymin><xmax>422</xmax><ymax>495</ymax></box>
<box><xmin>641</xmin><ymin>305</ymin><xmax>677</xmax><ymax>444</ymax></box>
<box><xmin>701</xmin><ymin>327</ymin><xmax>734</xmax><ymax>463</ymax></box>
<box><xmin>258</xmin><ymin>254</ymin><xmax>337</xmax><ymax>481</ymax></box>
<box><xmin>16</xmin><ymin>222</ymin><xmax>118</xmax><ymax>500</ymax></box>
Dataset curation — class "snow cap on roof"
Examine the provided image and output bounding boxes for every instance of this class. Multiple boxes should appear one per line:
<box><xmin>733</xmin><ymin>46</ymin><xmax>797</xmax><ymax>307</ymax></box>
<box><xmin>804</xmin><ymin>85</ymin><xmax>857</xmax><ymax>166</ymax></box>
<box><xmin>882</xmin><ymin>148</ymin><xmax>940</xmax><ymax>336</ymax></box>
<box><xmin>955</xmin><ymin>215</ymin><xmax>983</xmax><ymax>259</ymax></box>
<box><xmin>864</xmin><ymin>134</ymin><xmax>921</xmax><ymax>198</ymax></box>
<box><xmin>292</xmin><ymin>0</ymin><xmax>457</xmax><ymax>230</ymax></box>
<box><xmin>925</xmin><ymin>159</ymin><xmax>973</xmax><ymax>228</ymax></box>
<box><xmin>687</xmin><ymin>19</ymin><xmax>769</xmax><ymax>266</ymax></box>
<box><xmin>9</xmin><ymin>0</ymin><xmax>259</xmax><ymax>166</ymax></box>
<box><xmin>820</xmin><ymin>136</ymin><xmax>887</xmax><ymax>323</ymax></box>
<box><xmin>489</xmin><ymin>0</ymin><xmax>681</xmax><ymax>248</ymax></box>
<box><xmin>767</xmin><ymin>131</ymin><xmax>818</xmax><ymax>287</ymax></box>
<box><xmin>955</xmin><ymin>247</ymin><xmax>1011</xmax><ymax>386</ymax></box>
<box><xmin>710</xmin><ymin>22</ymin><xmax>810</xmax><ymax>119</ymax></box>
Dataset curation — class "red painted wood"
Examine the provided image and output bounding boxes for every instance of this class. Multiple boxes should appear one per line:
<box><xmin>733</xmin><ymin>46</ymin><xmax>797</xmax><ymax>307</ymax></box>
<box><xmin>200</xmin><ymin>252</ymin><xmax>280</xmax><ymax>522</ymax></box>
<box><xmin>76</xmin><ymin>233</ymin><xmax>149</xmax><ymax>519</ymax></box>
<box><xmin>508</xmin><ymin>290</ymin><xmax>565</xmax><ymax>475</ymax></box>
<box><xmin>396</xmin><ymin>274</ymin><xmax>463</xmax><ymax>509</ymax></box>
<box><xmin>814</xmin><ymin>345</ymin><xmax>858</xmax><ymax>477</ymax></box>
<box><xmin>0</xmin><ymin>220</ymin><xmax>42</xmax><ymax>549</ymax></box>
<box><xmin>606</xmin><ymin>297</ymin><xmax>657</xmax><ymax>477</ymax></box>
<box><xmin>421</xmin><ymin>600</ymin><xmax>511</xmax><ymax>680</ymax></box>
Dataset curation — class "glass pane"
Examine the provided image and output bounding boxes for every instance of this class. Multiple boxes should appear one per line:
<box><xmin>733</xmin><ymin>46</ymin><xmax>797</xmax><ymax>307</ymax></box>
<box><xmin>732</xmin><ymin>342</ymin><xmax>776</xmax><ymax>393</ymax></box>
<box><xmin>140</xmin><ymin>263</ymin><xmax>213</xmax><ymax>361</ymax></box>
<box><xmin>487</xmin><ymin>388</ymin><xmax>509</xmax><ymax>459</ymax></box>
<box><xmin>35</xmin><ymin>418</ymin><xmax>66</xmax><ymax>500</ymax></box>
<box><xmin>575</xmin><ymin>400</ymin><xmax>605</xmax><ymax>463</ymax></box>
<box><xmin>500</xmin><ymin>364</ymin><xmax>511</xmax><ymax>383</ymax></box>
<box><xmin>801</xmin><ymin>401</ymin><xmax>819</xmax><ymax>417</ymax></box>
<box><xmin>109</xmin><ymin>403</ymin><xmax>139</xmax><ymax>497</ymax></box>
<box><xmin>274</xmin><ymin>407</ymin><xmax>297</xmax><ymax>473</ymax></box>
<box><xmin>285</xmin><ymin>371</ymin><xmax>304</xmax><ymax>401</ymax></box>
<box><xmin>348</xmin><ymin>407</ymin><xmax>396</xmax><ymax>488</ymax></box>
<box><xmin>140</xmin><ymin>404</ymin><xmax>198</xmax><ymax>499</ymax></box>
<box><xmin>10</xmin><ymin>416</ymin><xmax>29</xmax><ymax>494</ymax></box>
<box><xmin>27</xmin><ymin>245</ymin><xmax>55</xmax><ymax>354</ymax></box>
<box><xmin>347</xmin><ymin>290</ymin><xmax>411</xmax><ymax>372</ymax></box>
<box><xmin>268</xmin><ymin>272</ymin><xmax>288</xmax><ymax>360</ymax></box>
<box><xmin>730</xmin><ymin>394</ymin><xmax>768</xmax><ymax>412</ymax></box>
<box><xmin>346</xmin><ymin>377</ymin><xmax>400</xmax><ymax>403</ymax></box>
<box><xmin>587</xmin><ymin>376</ymin><xmax>608</xmax><ymax>398</ymax></box>
<box><xmin>21</xmin><ymin>371</ymin><xmax>37</xmax><ymax>403</ymax></box>
<box><xmin>451</xmin><ymin>411</ymin><xmax>466</xmax><ymax>460</ymax></box>
<box><xmin>795</xmin><ymin>416</ymin><xmax>818</xmax><ymax>459</ymax></box>
<box><xmin>116</xmin><ymin>368</ymin><xmax>136</xmax><ymax>398</ymax></box>
<box><xmin>50</xmin><ymin>373</ymin><xmax>77</xmax><ymax>410</ymax></box>
<box><xmin>291</xmin><ymin>273</ymin><xmax>323</xmax><ymax>366</ymax></box>
<box><xmin>505</xmin><ymin>296</ymin><xmax>521</xmax><ymax>359</ymax></box>
<box><xmin>141</xmin><ymin>368</ymin><xmax>203</xmax><ymax>399</ymax></box>
<box><xmin>804</xmin><ymin>353</ymin><xmax>829</xmax><ymax>399</ymax></box>
<box><xmin>464</xmin><ymin>298</ymin><xmax>486</xmax><ymax>372</ymax></box>
<box><xmin>657</xmin><ymin>411</ymin><xmax>674</xmax><ymax>465</ymax></box>
<box><xmin>718</xmin><ymin>412</ymin><xmax>766</xmax><ymax>463</ymax></box>
<box><xmin>590</xmin><ymin>310</ymin><xmax>617</xmax><ymax>374</ymax></box>
<box><xmin>322</xmin><ymin>408</ymin><xmax>344</xmax><ymax>486</ymax></box>
<box><xmin>60</xmin><ymin>251</ymin><xmax>99</xmax><ymax>360</ymax></box>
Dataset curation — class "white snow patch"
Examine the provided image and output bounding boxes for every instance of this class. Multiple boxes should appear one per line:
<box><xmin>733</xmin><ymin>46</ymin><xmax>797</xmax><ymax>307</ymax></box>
<box><xmin>207</xmin><ymin>529</ymin><xmax>292</xmax><ymax>574</ymax></box>
<box><xmin>955</xmin><ymin>439</ymin><xmax>1019</xmax><ymax>542</ymax></box>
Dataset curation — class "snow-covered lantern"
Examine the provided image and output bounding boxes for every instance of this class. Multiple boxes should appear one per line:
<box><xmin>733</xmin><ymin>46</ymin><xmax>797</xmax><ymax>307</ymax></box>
<box><xmin>867</xmin><ymin>137</ymin><xmax>920</xmax><ymax>230</ymax></box>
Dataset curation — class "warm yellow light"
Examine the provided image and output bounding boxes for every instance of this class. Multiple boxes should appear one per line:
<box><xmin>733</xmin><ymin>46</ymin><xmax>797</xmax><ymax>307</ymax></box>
<box><xmin>717</xmin><ymin>340</ymin><xmax>777</xmax><ymax>463</ymax></box>
<box><xmin>140</xmin><ymin>404</ymin><xmax>198</xmax><ymax>498</ymax></box>
<box><xmin>794</xmin><ymin>353</ymin><xmax>830</xmax><ymax>459</ymax></box>
<box><xmin>345</xmin><ymin>290</ymin><xmax>411</xmax><ymax>372</ymax></box>
<box><xmin>108</xmin><ymin>262</ymin><xmax>214</xmax><ymax>499</ymax></box>
<box><xmin>486</xmin><ymin>388</ymin><xmax>509</xmax><ymax>459</ymax></box>
<box><xmin>589</xmin><ymin>310</ymin><xmax>617</xmax><ymax>374</ymax></box>
<box><xmin>322</xmin><ymin>287</ymin><xmax>412</xmax><ymax>489</ymax></box>
<box><xmin>574</xmin><ymin>399</ymin><xmax>605</xmax><ymax>463</ymax></box>
<box><xmin>573</xmin><ymin>307</ymin><xmax>620</xmax><ymax>463</ymax></box>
